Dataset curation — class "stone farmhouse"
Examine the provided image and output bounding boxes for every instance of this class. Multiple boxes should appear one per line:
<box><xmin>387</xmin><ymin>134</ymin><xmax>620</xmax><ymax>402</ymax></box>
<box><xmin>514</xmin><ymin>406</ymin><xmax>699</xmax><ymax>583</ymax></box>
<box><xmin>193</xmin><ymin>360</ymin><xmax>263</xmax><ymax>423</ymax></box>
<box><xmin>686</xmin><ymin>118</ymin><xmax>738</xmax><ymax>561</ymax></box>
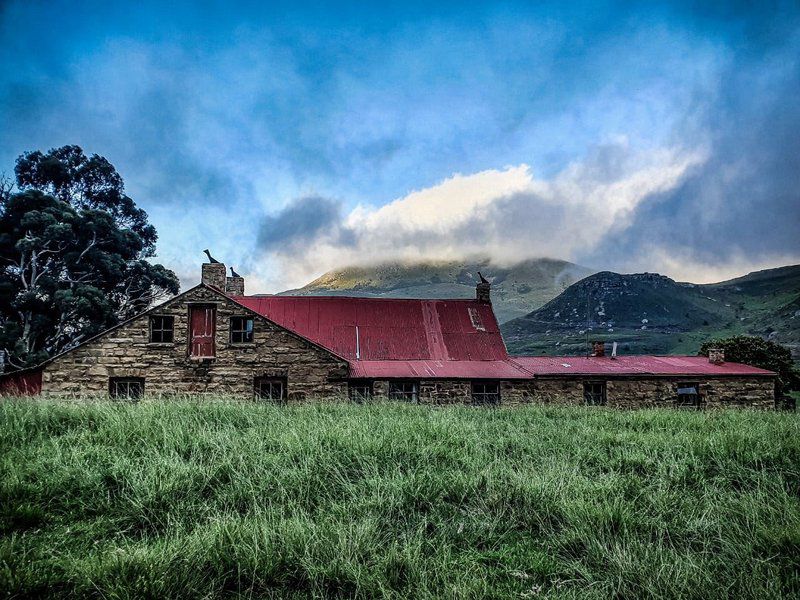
<box><xmin>0</xmin><ymin>259</ymin><xmax>777</xmax><ymax>408</ymax></box>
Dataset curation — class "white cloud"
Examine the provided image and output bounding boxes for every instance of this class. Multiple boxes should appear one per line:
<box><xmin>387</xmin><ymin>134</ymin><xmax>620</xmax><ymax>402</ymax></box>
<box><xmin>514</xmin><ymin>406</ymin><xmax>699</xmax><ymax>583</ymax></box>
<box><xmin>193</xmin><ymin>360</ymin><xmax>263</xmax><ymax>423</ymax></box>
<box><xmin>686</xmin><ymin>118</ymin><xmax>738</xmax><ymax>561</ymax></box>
<box><xmin>255</xmin><ymin>142</ymin><xmax>709</xmax><ymax>290</ymax></box>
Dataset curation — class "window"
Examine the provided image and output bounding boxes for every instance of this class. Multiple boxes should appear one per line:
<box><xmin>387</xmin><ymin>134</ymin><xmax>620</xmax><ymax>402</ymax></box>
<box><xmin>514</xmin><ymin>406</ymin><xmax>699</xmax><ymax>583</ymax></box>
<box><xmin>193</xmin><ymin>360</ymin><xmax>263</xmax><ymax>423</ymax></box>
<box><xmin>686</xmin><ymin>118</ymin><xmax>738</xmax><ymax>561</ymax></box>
<box><xmin>255</xmin><ymin>377</ymin><xmax>286</xmax><ymax>403</ymax></box>
<box><xmin>471</xmin><ymin>382</ymin><xmax>500</xmax><ymax>405</ymax></box>
<box><xmin>149</xmin><ymin>315</ymin><xmax>174</xmax><ymax>343</ymax></box>
<box><xmin>109</xmin><ymin>377</ymin><xmax>144</xmax><ymax>400</ymax></box>
<box><xmin>348</xmin><ymin>381</ymin><xmax>373</xmax><ymax>403</ymax></box>
<box><xmin>230</xmin><ymin>316</ymin><xmax>254</xmax><ymax>344</ymax></box>
<box><xmin>389</xmin><ymin>381</ymin><xmax>419</xmax><ymax>403</ymax></box>
<box><xmin>584</xmin><ymin>381</ymin><xmax>606</xmax><ymax>406</ymax></box>
<box><xmin>676</xmin><ymin>383</ymin><xmax>701</xmax><ymax>409</ymax></box>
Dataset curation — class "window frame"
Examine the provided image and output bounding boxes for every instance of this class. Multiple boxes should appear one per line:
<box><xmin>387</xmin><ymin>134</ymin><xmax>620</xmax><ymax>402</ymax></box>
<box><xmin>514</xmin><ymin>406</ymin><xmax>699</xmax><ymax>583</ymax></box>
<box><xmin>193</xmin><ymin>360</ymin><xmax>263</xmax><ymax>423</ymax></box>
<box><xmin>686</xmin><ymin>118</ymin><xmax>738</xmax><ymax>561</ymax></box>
<box><xmin>149</xmin><ymin>315</ymin><xmax>175</xmax><ymax>344</ymax></box>
<box><xmin>676</xmin><ymin>382</ymin><xmax>702</xmax><ymax>409</ymax></box>
<box><xmin>471</xmin><ymin>381</ymin><xmax>500</xmax><ymax>406</ymax></box>
<box><xmin>109</xmin><ymin>377</ymin><xmax>145</xmax><ymax>400</ymax></box>
<box><xmin>229</xmin><ymin>316</ymin><xmax>255</xmax><ymax>344</ymax></box>
<box><xmin>583</xmin><ymin>381</ymin><xmax>607</xmax><ymax>406</ymax></box>
<box><xmin>348</xmin><ymin>380</ymin><xmax>373</xmax><ymax>403</ymax></box>
<box><xmin>254</xmin><ymin>376</ymin><xmax>287</xmax><ymax>403</ymax></box>
<box><xmin>389</xmin><ymin>380</ymin><xmax>419</xmax><ymax>403</ymax></box>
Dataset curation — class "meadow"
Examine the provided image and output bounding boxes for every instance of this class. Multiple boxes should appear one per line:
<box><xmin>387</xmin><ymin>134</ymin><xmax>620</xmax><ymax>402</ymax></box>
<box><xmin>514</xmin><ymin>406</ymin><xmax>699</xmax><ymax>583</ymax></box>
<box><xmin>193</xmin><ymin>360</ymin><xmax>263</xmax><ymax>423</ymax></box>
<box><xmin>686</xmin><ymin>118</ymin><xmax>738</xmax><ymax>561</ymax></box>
<box><xmin>1</xmin><ymin>399</ymin><xmax>798</xmax><ymax>599</ymax></box>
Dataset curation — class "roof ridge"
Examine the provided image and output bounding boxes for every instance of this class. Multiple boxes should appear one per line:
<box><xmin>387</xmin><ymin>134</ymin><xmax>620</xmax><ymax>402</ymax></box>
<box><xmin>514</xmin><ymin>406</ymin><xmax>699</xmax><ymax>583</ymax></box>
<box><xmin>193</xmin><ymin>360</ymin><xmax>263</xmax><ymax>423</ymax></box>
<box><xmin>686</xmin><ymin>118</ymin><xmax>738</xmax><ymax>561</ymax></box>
<box><xmin>236</xmin><ymin>294</ymin><xmax>481</xmax><ymax>303</ymax></box>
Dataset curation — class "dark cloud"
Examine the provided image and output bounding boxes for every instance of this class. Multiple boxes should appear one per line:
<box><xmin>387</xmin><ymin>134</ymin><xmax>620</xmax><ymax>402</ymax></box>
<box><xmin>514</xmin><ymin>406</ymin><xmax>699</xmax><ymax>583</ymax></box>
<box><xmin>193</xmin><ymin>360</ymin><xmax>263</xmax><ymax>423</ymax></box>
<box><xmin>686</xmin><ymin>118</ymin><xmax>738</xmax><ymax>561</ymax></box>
<box><xmin>258</xmin><ymin>195</ymin><xmax>355</xmax><ymax>252</ymax></box>
<box><xmin>594</xmin><ymin>39</ymin><xmax>800</xmax><ymax>270</ymax></box>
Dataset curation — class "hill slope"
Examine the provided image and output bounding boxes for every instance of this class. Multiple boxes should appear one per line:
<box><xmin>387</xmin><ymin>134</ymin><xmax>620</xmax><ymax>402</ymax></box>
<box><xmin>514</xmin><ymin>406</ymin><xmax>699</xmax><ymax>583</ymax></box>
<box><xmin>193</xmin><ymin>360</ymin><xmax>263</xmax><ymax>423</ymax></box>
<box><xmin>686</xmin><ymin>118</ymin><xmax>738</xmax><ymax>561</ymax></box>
<box><xmin>502</xmin><ymin>265</ymin><xmax>800</xmax><ymax>358</ymax></box>
<box><xmin>280</xmin><ymin>258</ymin><xmax>594</xmax><ymax>323</ymax></box>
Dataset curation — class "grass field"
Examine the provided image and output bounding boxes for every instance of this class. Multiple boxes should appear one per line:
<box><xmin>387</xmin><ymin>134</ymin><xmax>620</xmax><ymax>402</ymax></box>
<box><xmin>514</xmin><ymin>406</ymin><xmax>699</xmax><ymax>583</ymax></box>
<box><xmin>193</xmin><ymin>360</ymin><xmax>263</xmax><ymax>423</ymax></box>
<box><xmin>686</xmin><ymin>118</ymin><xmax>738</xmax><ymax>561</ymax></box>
<box><xmin>1</xmin><ymin>399</ymin><xmax>799</xmax><ymax>599</ymax></box>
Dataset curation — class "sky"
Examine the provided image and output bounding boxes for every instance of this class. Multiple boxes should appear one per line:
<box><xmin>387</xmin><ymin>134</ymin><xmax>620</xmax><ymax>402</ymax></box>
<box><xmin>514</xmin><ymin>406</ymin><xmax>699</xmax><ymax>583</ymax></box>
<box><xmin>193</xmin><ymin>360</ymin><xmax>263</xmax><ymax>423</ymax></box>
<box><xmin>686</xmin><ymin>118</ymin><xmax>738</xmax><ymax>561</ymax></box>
<box><xmin>1</xmin><ymin>0</ymin><xmax>799</xmax><ymax>291</ymax></box>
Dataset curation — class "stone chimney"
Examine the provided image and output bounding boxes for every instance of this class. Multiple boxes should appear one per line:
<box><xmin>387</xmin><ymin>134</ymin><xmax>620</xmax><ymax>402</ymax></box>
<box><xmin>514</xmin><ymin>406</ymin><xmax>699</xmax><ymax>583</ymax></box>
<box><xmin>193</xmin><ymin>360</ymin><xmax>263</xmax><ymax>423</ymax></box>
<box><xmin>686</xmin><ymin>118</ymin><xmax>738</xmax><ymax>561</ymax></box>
<box><xmin>225</xmin><ymin>275</ymin><xmax>245</xmax><ymax>296</ymax></box>
<box><xmin>592</xmin><ymin>341</ymin><xmax>605</xmax><ymax>357</ymax></box>
<box><xmin>708</xmin><ymin>348</ymin><xmax>725</xmax><ymax>364</ymax></box>
<box><xmin>201</xmin><ymin>262</ymin><xmax>226</xmax><ymax>291</ymax></box>
<box><xmin>476</xmin><ymin>274</ymin><xmax>491</xmax><ymax>304</ymax></box>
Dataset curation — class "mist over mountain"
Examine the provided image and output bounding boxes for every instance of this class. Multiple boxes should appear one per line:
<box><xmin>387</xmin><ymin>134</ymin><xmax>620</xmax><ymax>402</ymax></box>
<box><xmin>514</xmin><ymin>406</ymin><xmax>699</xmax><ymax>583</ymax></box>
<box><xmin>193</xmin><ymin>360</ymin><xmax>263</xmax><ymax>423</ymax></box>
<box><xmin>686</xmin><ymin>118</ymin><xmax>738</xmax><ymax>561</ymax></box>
<box><xmin>279</xmin><ymin>258</ymin><xmax>594</xmax><ymax>323</ymax></box>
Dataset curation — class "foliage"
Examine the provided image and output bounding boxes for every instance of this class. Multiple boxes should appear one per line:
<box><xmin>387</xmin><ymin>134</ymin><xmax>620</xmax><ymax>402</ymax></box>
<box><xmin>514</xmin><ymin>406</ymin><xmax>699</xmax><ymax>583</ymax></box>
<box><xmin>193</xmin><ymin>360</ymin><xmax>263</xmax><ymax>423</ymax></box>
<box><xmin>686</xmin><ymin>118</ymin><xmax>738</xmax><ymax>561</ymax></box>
<box><xmin>1</xmin><ymin>400</ymin><xmax>798</xmax><ymax>599</ymax></box>
<box><xmin>700</xmin><ymin>335</ymin><xmax>800</xmax><ymax>394</ymax></box>
<box><xmin>0</xmin><ymin>146</ymin><xmax>179</xmax><ymax>369</ymax></box>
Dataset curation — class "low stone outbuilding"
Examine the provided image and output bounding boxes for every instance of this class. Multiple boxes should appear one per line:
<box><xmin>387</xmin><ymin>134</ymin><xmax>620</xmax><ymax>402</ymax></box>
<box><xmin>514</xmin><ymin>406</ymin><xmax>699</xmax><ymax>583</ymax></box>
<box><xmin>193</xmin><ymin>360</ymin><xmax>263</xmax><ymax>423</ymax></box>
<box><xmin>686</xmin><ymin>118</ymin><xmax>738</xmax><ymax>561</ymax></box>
<box><xmin>0</xmin><ymin>260</ymin><xmax>778</xmax><ymax>408</ymax></box>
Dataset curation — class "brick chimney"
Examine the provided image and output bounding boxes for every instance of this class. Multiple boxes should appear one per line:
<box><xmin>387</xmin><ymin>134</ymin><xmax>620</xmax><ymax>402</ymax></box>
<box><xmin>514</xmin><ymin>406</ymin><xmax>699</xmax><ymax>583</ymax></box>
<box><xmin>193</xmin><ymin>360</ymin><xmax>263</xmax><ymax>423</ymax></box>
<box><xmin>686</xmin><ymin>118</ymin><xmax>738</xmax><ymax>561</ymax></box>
<box><xmin>201</xmin><ymin>262</ymin><xmax>226</xmax><ymax>291</ymax></box>
<box><xmin>592</xmin><ymin>341</ymin><xmax>605</xmax><ymax>357</ymax></box>
<box><xmin>225</xmin><ymin>274</ymin><xmax>244</xmax><ymax>296</ymax></box>
<box><xmin>708</xmin><ymin>348</ymin><xmax>725</xmax><ymax>364</ymax></box>
<box><xmin>476</xmin><ymin>273</ymin><xmax>491</xmax><ymax>304</ymax></box>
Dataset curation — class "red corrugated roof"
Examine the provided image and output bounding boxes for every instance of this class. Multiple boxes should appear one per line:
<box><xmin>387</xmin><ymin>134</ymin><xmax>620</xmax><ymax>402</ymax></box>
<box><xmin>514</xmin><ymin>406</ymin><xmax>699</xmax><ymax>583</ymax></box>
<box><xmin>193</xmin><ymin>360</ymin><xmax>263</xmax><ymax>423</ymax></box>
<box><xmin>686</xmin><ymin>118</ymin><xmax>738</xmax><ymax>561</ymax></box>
<box><xmin>230</xmin><ymin>293</ymin><xmax>774</xmax><ymax>379</ymax></box>
<box><xmin>511</xmin><ymin>355</ymin><xmax>776</xmax><ymax>377</ymax></box>
<box><xmin>231</xmin><ymin>295</ymin><xmax>508</xmax><ymax>362</ymax></box>
<box><xmin>349</xmin><ymin>359</ymin><xmax>530</xmax><ymax>379</ymax></box>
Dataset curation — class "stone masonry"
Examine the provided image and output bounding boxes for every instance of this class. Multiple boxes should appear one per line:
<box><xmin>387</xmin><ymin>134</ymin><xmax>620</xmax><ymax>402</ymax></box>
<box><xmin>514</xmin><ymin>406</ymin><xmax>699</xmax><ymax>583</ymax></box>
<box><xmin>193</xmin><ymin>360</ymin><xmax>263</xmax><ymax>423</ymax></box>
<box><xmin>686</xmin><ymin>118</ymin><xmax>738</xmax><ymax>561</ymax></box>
<box><xmin>41</xmin><ymin>285</ymin><xmax>349</xmax><ymax>398</ymax></box>
<box><xmin>366</xmin><ymin>376</ymin><xmax>773</xmax><ymax>408</ymax></box>
<box><xmin>535</xmin><ymin>376</ymin><xmax>775</xmax><ymax>409</ymax></box>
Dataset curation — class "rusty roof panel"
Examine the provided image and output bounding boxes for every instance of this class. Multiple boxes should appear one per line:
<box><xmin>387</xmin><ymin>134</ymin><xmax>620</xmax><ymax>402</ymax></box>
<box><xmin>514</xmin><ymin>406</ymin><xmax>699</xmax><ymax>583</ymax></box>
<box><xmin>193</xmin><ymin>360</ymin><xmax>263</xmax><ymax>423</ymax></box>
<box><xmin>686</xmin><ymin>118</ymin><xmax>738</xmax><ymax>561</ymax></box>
<box><xmin>349</xmin><ymin>359</ymin><xmax>531</xmax><ymax>379</ymax></box>
<box><xmin>232</xmin><ymin>295</ymin><xmax>508</xmax><ymax>362</ymax></box>
<box><xmin>511</xmin><ymin>355</ymin><xmax>776</xmax><ymax>377</ymax></box>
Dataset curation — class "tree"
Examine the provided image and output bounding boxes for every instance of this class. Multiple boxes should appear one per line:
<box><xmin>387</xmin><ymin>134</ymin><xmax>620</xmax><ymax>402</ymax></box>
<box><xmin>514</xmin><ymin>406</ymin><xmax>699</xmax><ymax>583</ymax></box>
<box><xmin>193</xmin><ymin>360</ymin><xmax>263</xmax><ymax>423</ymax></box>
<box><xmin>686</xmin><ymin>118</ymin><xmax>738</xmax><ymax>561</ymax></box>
<box><xmin>0</xmin><ymin>146</ymin><xmax>179</xmax><ymax>369</ymax></box>
<box><xmin>699</xmin><ymin>335</ymin><xmax>800</xmax><ymax>400</ymax></box>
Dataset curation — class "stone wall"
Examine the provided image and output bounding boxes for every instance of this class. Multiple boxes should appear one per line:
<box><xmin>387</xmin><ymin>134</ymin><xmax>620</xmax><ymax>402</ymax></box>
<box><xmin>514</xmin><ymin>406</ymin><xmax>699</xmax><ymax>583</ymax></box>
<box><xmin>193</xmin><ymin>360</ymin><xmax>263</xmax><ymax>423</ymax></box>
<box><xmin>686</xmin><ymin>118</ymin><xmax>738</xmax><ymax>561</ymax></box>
<box><xmin>535</xmin><ymin>376</ymin><xmax>775</xmax><ymax>409</ymax></box>
<box><xmin>366</xmin><ymin>376</ymin><xmax>774</xmax><ymax>408</ymax></box>
<box><xmin>41</xmin><ymin>285</ymin><xmax>349</xmax><ymax>399</ymax></box>
<box><xmin>370</xmin><ymin>379</ymin><xmax>536</xmax><ymax>406</ymax></box>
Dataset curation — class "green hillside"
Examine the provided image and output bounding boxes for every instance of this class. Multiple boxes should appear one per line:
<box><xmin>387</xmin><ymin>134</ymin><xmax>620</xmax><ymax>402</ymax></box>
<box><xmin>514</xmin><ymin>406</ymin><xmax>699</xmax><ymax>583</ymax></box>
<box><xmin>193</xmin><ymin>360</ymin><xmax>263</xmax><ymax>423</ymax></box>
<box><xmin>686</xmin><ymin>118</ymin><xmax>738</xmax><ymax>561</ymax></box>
<box><xmin>503</xmin><ymin>265</ymin><xmax>800</xmax><ymax>359</ymax></box>
<box><xmin>280</xmin><ymin>258</ymin><xmax>594</xmax><ymax>323</ymax></box>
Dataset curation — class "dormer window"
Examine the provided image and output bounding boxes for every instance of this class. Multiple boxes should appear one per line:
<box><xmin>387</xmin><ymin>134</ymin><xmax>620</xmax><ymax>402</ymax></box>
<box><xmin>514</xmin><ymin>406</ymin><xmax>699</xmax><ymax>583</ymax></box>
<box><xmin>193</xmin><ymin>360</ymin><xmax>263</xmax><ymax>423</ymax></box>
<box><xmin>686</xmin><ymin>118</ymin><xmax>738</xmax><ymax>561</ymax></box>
<box><xmin>230</xmin><ymin>317</ymin><xmax>254</xmax><ymax>344</ymax></box>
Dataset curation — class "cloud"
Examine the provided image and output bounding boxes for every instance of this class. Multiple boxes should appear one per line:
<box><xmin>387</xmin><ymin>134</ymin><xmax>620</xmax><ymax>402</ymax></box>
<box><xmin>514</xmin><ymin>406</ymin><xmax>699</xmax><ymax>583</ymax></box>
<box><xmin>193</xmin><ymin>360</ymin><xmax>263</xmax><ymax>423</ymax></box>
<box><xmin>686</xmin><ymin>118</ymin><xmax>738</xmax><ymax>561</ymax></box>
<box><xmin>1</xmin><ymin>2</ymin><xmax>799</xmax><ymax>291</ymax></box>
<box><xmin>257</xmin><ymin>142</ymin><xmax>708</xmax><ymax>285</ymax></box>
<box><xmin>258</xmin><ymin>195</ymin><xmax>354</xmax><ymax>251</ymax></box>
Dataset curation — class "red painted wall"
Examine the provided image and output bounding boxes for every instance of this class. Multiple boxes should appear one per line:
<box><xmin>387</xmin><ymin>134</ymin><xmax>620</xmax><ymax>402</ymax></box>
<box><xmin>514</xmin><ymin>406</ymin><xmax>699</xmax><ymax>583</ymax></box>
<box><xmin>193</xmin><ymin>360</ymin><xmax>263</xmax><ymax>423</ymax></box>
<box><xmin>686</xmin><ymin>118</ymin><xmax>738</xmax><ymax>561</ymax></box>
<box><xmin>0</xmin><ymin>370</ymin><xmax>43</xmax><ymax>396</ymax></box>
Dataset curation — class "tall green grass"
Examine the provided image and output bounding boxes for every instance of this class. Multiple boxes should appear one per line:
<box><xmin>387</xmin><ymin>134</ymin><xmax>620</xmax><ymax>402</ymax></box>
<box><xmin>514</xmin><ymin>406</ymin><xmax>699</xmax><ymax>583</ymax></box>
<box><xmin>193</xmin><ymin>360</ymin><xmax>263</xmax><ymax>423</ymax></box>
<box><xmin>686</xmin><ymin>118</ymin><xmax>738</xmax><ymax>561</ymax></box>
<box><xmin>1</xmin><ymin>398</ymin><xmax>798</xmax><ymax>598</ymax></box>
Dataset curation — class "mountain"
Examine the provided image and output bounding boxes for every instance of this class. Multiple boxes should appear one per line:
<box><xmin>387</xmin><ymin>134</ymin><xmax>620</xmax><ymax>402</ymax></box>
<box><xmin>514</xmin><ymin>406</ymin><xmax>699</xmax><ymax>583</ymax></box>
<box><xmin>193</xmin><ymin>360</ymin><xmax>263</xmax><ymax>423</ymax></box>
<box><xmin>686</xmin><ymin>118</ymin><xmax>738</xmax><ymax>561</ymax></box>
<box><xmin>502</xmin><ymin>265</ymin><xmax>800</xmax><ymax>360</ymax></box>
<box><xmin>279</xmin><ymin>258</ymin><xmax>595</xmax><ymax>323</ymax></box>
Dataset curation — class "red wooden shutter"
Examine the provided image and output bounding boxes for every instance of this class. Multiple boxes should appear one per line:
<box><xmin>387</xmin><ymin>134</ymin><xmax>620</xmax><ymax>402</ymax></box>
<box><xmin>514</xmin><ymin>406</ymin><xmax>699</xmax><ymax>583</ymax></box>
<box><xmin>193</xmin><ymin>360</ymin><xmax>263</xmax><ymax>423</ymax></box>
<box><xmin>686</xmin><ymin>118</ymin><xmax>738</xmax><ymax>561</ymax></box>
<box><xmin>189</xmin><ymin>306</ymin><xmax>216</xmax><ymax>357</ymax></box>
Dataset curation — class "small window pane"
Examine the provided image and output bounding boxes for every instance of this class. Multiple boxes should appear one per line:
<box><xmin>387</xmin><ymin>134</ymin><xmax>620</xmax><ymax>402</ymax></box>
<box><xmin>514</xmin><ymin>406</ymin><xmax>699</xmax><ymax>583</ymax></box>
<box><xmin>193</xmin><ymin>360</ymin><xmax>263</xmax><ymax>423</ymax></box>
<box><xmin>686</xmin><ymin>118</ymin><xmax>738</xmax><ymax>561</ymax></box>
<box><xmin>472</xmin><ymin>382</ymin><xmax>500</xmax><ymax>405</ymax></box>
<box><xmin>584</xmin><ymin>382</ymin><xmax>606</xmax><ymax>406</ymax></box>
<box><xmin>255</xmin><ymin>378</ymin><xmax>285</xmax><ymax>403</ymax></box>
<box><xmin>676</xmin><ymin>382</ymin><xmax>701</xmax><ymax>409</ymax></box>
<box><xmin>110</xmin><ymin>377</ymin><xmax>144</xmax><ymax>400</ymax></box>
<box><xmin>349</xmin><ymin>382</ymin><xmax>373</xmax><ymax>403</ymax></box>
<box><xmin>230</xmin><ymin>317</ymin><xmax>254</xmax><ymax>344</ymax></box>
<box><xmin>149</xmin><ymin>316</ymin><xmax>174</xmax><ymax>343</ymax></box>
<box><xmin>389</xmin><ymin>381</ymin><xmax>419</xmax><ymax>403</ymax></box>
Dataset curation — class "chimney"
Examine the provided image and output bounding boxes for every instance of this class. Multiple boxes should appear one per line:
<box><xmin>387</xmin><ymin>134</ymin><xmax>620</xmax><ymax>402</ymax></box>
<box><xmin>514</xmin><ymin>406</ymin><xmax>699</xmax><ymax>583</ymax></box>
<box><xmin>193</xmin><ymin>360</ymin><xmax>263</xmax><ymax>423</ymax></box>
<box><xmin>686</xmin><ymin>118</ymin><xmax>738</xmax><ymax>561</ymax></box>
<box><xmin>592</xmin><ymin>341</ymin><xmax>605</xmax><ymax>357</ymax></box>
<box><xmin>611</xmin><ymin>341</ymin><xmax>618</xmax><ymax>359</ymax></box>
<box><xmin>708</xmin><ymin>348</ymin><xmax>725</xmax><ymax>364</ymax></box>
<box><xmin>225</xmin><ymin>275</ymin><xmax>245</xmax><ymax>296</ymax></box>
<box><xmin>201</xmin><ymin>262</ymin><xmax>226</xmax><ymax>291</ymax></box>
<box><xmin>476</xmin><ymin>273</ymin><xmax>491</xmax><ymax>304</ymax></box>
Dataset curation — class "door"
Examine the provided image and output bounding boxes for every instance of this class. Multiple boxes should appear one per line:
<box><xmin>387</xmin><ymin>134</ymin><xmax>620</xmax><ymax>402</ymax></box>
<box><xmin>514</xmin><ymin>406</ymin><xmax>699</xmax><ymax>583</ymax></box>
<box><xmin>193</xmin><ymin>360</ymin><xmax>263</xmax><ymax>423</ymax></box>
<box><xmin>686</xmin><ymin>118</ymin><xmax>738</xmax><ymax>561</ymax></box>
<box><xmin>189</xmin><ymin>305</ymin><xmax>216</xmax><ymax>357</ymax></box>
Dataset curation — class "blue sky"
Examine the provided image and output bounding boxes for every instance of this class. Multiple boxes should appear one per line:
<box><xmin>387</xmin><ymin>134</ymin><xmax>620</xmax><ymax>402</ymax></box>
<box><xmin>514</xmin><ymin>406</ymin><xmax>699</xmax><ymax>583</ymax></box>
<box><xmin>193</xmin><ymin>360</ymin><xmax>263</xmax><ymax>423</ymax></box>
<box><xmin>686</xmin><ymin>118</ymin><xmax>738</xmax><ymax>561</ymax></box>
<box><xmin>1</xmin><ymin>1</ymin><xmax>799</xmax><ymax>290</ymax></box>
